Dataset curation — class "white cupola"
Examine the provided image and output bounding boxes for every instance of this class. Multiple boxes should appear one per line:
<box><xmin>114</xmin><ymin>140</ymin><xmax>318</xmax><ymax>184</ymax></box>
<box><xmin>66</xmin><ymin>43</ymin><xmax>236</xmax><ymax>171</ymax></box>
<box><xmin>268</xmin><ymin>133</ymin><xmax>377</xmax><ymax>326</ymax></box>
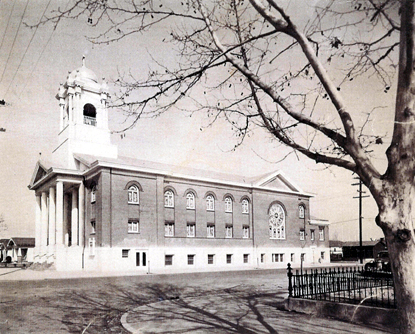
<box><xmin>52</xmin><ymin>56</ymin><xmax>118</xmax><ymax>169</ymax></box>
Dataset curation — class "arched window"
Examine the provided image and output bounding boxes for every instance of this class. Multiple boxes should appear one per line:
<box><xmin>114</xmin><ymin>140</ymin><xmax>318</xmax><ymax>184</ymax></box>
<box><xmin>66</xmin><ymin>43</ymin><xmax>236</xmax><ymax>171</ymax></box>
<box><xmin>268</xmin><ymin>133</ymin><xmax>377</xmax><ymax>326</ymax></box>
<box><xmin>225</xmin><ymin>197</ymin><xmax>233</xmax><ymax>213</ymax></box>
<box><xmin>164</xmin><ymin>190</ymin><xmax>174</xmax><ymax>208</ymax></box>
<box><xmin>242</xmin><ymin>199</ymin><xmax>249</xmax><ymax>214</ymax></box>
<box><xmin>83</xmin><ymin>103</ymin><xmax>97</xmax><ymax>126</ymax></box>
<box><xmin>186</xmin><ymin>192</ymin><xmax>195</xmax><ymax>209</ymax></box>
<box><xmin>268</xmin><ymin>203</ymin><xmax>286</xmax><ymax>240</ymax></box>
<box><xmin>206</xmin><ymin>195</ymin><xmax>215</xmax><ymax>211</ymax></box>
<box><xmin>299</xmin><ymin>205</ymin><xmax>305</xmax><ymax>219</ymax></box>
<box><xmin>128</xmin><ymin>185</ymin><xmax>139</xmax><ymax>204</ymax></box>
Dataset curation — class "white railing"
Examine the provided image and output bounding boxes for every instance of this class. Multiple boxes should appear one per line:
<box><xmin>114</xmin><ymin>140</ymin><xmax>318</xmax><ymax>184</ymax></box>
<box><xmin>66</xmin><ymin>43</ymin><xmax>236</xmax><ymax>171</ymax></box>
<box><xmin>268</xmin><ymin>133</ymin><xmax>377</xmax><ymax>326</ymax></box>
<box><xmin>84</xmin><ymin>116</ymin><xmax>97</xmax><ymax>126</ymax></box>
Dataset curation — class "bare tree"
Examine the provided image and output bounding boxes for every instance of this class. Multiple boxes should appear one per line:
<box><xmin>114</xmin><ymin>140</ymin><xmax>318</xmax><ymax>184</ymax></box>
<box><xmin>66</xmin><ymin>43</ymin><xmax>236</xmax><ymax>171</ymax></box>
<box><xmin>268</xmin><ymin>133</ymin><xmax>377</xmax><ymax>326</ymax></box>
<box><xmin>0</xmin><ymin>214</ymin><xmax>8</xmax><ymax>237</ymax></box>
<box><xmin>38</xmin><ymin>0</ymin><xmax>415</xmax><ymax>332</ymax></box>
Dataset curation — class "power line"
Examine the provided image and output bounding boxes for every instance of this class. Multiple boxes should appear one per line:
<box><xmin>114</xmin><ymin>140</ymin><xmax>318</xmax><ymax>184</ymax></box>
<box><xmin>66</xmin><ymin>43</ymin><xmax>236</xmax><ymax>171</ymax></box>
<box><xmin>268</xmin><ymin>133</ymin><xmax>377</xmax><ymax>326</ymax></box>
<box><xmin>18</xmin><ymin>0</ymin><xmax>72</xmax><ymax>99</ymax></box>
<box><xmin>0</xmin><ymin>0</ymin><xmax>17</xmax><ymax>52</ymax></box>
<box><xmin>4</xmin><ymin>0</ymin><xmax>52</xmax><ymax>99</ymax></box>
<box><xmin>0</xmin><ymin>0</ymin><xmax>29</xmax><ymax>88</ymax></box>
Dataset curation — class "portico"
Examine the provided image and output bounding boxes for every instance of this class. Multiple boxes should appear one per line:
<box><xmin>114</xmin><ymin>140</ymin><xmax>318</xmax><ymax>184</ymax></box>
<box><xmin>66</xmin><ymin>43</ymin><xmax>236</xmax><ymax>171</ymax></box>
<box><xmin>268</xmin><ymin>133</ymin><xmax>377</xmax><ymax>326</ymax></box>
<box><xmin>32</xmin><ymin>172</ymin><xmax>85</xmax><ymax>262</ymax></box>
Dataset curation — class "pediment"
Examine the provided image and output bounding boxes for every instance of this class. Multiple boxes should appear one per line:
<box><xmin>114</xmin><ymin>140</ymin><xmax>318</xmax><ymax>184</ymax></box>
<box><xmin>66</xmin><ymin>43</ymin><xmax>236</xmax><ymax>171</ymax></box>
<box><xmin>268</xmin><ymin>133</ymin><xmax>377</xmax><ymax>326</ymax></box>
<box><xmin>29</xmin><ymin>161</ymin><xmax>49</xmax><ymax>188</ymax></box>
<box><xmin>254</xmin><ymin>170</ymin><xmax>303</xmax><ymax>193</ymax></box>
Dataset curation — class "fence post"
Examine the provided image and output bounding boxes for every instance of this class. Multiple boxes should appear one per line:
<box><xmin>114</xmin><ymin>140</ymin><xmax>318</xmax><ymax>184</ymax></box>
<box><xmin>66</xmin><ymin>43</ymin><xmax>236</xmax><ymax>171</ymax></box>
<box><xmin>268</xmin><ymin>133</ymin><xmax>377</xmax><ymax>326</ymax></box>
<box><xmin>287</xmin><ymin>263</ymin><xmax>293</xmax><ymax>297</ymax></box>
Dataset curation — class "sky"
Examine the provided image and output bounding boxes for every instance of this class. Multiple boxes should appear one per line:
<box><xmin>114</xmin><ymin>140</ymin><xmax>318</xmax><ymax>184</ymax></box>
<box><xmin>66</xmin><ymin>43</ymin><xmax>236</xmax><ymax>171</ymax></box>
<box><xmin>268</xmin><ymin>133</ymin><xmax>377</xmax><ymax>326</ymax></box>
<box><xmin>0</xmin><ymin>0</ymin><xmax>395</xmax><ymax>241</ymax></box>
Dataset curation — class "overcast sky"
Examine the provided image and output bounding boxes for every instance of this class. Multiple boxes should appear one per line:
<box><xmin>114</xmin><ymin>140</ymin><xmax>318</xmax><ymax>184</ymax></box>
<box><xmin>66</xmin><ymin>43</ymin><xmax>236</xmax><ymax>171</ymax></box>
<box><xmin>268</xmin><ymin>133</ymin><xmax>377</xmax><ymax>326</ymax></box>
<box><xmin>0</xmin><ymin>0</ymin><xmax>394</xmax><ymax>241</ymax></box>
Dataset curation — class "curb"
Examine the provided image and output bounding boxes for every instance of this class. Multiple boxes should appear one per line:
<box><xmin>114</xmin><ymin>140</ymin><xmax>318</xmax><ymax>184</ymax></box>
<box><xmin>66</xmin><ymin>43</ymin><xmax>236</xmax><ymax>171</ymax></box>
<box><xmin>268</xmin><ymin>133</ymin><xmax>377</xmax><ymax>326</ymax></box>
<box><xmin>120</xmin><ymin>312</ymin><xmax>139</xmax><ymax>334</ymax></box>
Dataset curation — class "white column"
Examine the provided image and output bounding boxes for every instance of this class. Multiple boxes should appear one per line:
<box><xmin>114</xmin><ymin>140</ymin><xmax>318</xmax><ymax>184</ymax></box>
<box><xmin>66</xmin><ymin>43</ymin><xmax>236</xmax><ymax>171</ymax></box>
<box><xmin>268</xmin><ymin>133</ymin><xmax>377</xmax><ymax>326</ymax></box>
<box><xmin>68</xmin><ymin>94</ymin><xmax>73</xmax><ymax>123</ymax></box>
<box><xmin>71</xmin><ymin>188</ymin><xmax>78</xmax><ymax>246</ymax></box>
<box><xmin>63</xmin><ymin>193</ymin><xmax>69</xmax><ymax>246</ymax></box>
<box><xmin>59</xmin><ymin>100</ymin><xmax>64</xmax><ymax>131</ymax></box>
<box><xmin>35</xmin><ymin>194</ymin><xmax>41</xmax><ymax>253</ymax></box>
<box><xmin>56</xmin><ymin>181</ymin><xmax>64</xmax><ymax>245</ymax></box>
<box><xmin>78</xmin><ymin>183</ymin><xmax>85</xmax><ymax>247</ymax></box>
<box><xmin>48</xmin><ymin>187</ymin><xmax>56</xmax><ymax>246</ymax></box>
<box><xmin>41</xmin><ymin>192</ymin><xmax>48</xmax><ymax>249</ymax></box>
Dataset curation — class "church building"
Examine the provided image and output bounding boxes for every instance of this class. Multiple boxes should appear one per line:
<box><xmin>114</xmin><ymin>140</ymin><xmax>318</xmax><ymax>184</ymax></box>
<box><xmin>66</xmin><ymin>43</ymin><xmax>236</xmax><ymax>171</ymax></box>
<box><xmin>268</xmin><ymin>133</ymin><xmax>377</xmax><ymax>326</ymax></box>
<box><xmin>28</xmin><ymin>59</ymin><xmax>330</xmax><ymax>272</ymax></box>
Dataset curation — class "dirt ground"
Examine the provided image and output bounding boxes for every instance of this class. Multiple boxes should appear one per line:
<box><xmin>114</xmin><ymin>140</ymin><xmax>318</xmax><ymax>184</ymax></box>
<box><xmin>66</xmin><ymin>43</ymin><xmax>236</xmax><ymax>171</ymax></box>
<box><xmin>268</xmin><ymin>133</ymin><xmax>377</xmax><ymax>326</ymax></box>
<box><xmin>0</xmin><ymin>269</ymin><xmax>288</xmax><ymax>333</ymax></box>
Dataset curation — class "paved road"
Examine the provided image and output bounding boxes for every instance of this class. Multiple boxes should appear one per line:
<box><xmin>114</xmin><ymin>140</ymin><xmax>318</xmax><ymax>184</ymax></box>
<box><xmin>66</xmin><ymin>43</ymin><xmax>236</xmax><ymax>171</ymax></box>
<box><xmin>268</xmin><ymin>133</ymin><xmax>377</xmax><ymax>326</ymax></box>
<box><xmin>0</xmin><ymin>268</ymin><xmax>396</xmax><ymax>333</ymax></box>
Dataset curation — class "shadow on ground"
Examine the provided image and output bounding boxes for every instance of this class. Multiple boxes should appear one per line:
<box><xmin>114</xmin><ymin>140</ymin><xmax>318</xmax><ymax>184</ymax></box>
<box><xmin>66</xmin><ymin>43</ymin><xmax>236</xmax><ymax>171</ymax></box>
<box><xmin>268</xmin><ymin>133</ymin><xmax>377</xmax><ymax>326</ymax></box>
<box><xmin>0</xmin><ymin>281</ymin><xmax>394</xmax><ymax>334</ymax></box>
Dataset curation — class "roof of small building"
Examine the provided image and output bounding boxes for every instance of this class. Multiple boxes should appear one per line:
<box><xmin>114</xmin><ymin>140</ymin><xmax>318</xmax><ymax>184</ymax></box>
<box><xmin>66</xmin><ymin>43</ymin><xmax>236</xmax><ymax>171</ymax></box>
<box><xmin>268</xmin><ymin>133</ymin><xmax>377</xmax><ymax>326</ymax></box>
<box><xmin>341</xmin><ymin>240</ymin><xmax>378</xmax><ymax>247</ymax></box>
<box><xmin>329</xmin><ymin>240</ymin><xmax>344</xmax><ymax>247</ymax></box>
<box><xmin>8</xmin><ymin>237</ymin><xmax>35</xmax><ymax>248</ymax></box>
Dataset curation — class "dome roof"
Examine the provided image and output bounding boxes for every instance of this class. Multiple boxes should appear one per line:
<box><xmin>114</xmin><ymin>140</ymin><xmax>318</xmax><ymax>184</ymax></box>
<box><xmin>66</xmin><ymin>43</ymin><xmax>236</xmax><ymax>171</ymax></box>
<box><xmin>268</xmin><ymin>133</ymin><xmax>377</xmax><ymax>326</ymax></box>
<box><xmin>67</xmin><ymin>56</ymin><xmax>98</xmax><ymax>84</ymax></box>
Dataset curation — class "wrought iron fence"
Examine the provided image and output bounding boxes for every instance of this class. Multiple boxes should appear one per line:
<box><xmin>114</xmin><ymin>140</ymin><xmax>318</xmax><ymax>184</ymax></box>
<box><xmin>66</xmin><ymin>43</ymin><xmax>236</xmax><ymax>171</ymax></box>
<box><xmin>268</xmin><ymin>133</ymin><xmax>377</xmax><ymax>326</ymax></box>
<box><xmin>287</xmin><ymin>263</ymin><xmax>396</xmax><ymax>309</ymax></box>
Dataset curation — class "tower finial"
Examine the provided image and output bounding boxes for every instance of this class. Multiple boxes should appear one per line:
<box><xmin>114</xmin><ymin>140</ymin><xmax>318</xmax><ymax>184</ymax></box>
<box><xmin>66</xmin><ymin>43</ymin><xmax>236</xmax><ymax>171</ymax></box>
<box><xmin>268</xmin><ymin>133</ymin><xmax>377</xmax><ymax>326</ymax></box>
<box><xmin>82</xmin><ymin>55</ymin><xmax>86</xmax><ymax>67</ymax></box>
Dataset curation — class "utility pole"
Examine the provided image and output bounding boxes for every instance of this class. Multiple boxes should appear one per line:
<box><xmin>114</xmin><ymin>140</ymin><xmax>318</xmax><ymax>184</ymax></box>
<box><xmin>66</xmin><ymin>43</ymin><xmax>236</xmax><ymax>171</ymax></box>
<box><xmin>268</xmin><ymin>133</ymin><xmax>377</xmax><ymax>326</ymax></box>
<box><xmin>352</xmin><ymin>177</ymin><xmax>369</xmax><ymax>264</ymax></box>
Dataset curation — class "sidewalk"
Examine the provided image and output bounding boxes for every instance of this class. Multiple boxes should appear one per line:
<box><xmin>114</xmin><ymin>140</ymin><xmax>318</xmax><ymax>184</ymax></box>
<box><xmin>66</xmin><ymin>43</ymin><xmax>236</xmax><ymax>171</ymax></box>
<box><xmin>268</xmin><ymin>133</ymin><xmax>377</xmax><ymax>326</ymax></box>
<box><xmin>120</xmin><ymin>293</ymin><xmax>395</xmax><ymax>334</ymax></box>
<box><xmin>0</xmin><ymin>261</ymin><xmax>362</xmax><ymax>282</ymax></box>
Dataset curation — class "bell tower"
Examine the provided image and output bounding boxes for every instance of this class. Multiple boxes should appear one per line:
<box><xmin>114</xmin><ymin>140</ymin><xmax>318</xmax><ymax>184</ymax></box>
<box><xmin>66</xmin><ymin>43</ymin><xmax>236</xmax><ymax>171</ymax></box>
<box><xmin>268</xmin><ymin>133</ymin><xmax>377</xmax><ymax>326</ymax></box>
<box><xmin>52</xmin><ymin>57</ymin><xmax>118</xmax><ymax>169</ymax></box>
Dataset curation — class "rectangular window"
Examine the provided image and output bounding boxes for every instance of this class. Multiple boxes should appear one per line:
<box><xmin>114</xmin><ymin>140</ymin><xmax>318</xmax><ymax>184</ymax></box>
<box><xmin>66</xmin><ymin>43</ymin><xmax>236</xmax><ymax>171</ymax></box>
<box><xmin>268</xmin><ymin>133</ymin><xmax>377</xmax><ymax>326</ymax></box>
<box><xmin>207</xmin><ymin>224</ymin><xmax>215</xmax><ymax>238</ymax></box>
<box><xmin>122</xmin><ymin>249</ymin><xmax>129</xmax><ymax>258</ymax></box>
<box><xmin>291</xmin><ymin>253</ymin><xmax>295</xmax><ymax>262</ymax></box>
<box><xmin>128</xmin><ymin>220</ymin><xmax>139</xmax><ymax>234</ymax></box>
<box><xmin>310</xmin><ymin>229</ymin><xmax>315</xmax><ymax>241</ymax></box>
<box><xmin>242</xmin><ymin>225</ymin><xmax>249</xmax><ymax>238</ymax></box>
<box><xmin>226</xmin><ymin>254</ymin><xmax>232</xmax><ymax>264</ymax></box>
<box><xmin>243</xmin><ymin>254</ymin><xmax>249</xmax><ymax>263</ymax></box>
<box><xmin>208</xmin><ymin>254</ymin><xmax>214</xmax><ymax>264</ymax></box>
<box><xmin>165</xmin><ymin>222</ymin><xmax>175</xmax><ymax>237</ymax></box>
<box><xmin>225</xmin><ymin>225</ymin><xmax>233</xmax><ymax>238</ymax></box>
<box><xmin>260</xmin><ymin>253</ymin><xmax>265</xmax><ymax>263</ymax></box>
<box><xmin>88</xmin><ymin>237</ymin><xmax>95</xmax><ymax>256</ymax></box>
<box><xmin>272</xmin><ymin>253</ymin><xmax>284</xmax><ymax>263</ymax></box>
<box><xmin>91</xmin><ymin>189</ymin><xmax>96</xmax><ymax>203</ymax></box>
<box><xmin>319</xmin><ymin>228</ymin><xmax>325</xmax><ymax>241</ymax></box>
<box><xmin>187</xmin><ymin>223</ymin><xmax>195</xmax><ymax>237</ymax></box>
<box><xmin>321</xmin><ymin>251</ymin><xmax>325</xmax><ymax>260</ymax></box>
<box><xmin>300</xmin><ymin>229</ymin><xmax>305</xmax><ymax>241</ymax></box>
<box><xmin>90</xmin><ymin>221</ymin><xmax>96</xmax><ymax>234</ymax></box>
<box><xmin>165</xmin><ymin>255</ymin><xmax>173</xmax><ymax>266</ymax></box>
<box><xmin>188</xmin><ymin>254</ymin><xmax>195</xmax><ymax>265</ymax></box>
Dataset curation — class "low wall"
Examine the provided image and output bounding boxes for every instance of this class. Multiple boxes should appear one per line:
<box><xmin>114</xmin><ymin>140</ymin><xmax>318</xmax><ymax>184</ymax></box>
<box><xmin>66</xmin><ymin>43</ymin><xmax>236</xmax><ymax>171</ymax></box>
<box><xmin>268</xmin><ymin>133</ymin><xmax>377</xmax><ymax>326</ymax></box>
<box><xmin>284</xmin><ymin>298</ymin><xmax>399</xmax><ymax>333</ymax></box>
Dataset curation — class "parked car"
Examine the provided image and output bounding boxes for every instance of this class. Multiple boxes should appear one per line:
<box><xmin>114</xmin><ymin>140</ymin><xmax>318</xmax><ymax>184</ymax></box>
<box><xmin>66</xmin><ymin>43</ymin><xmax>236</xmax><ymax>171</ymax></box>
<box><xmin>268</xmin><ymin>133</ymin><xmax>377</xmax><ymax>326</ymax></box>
<box><xmin>364</xmin><ymin>251</ymin><xmax>391</xmax><ymax>272</ymax></box>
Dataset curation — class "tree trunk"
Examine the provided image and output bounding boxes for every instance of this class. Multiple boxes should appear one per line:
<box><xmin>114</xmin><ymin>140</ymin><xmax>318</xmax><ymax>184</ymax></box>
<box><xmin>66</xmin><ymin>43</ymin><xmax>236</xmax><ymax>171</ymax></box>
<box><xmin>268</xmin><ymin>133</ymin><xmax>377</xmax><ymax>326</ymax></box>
<box><xmin>383</xmin><ymin>225</ymin><xmax>415</xmax><ymax>333</ymax></box>
<box><xmin>379</xmin><ymin>3</ymin><xmax>415</xmax><ymax>331</ymax></box>
<box><xmin>376</xmin><ymin>190</ymin><xmax>415</xmax><ymax>333</ymax></box>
